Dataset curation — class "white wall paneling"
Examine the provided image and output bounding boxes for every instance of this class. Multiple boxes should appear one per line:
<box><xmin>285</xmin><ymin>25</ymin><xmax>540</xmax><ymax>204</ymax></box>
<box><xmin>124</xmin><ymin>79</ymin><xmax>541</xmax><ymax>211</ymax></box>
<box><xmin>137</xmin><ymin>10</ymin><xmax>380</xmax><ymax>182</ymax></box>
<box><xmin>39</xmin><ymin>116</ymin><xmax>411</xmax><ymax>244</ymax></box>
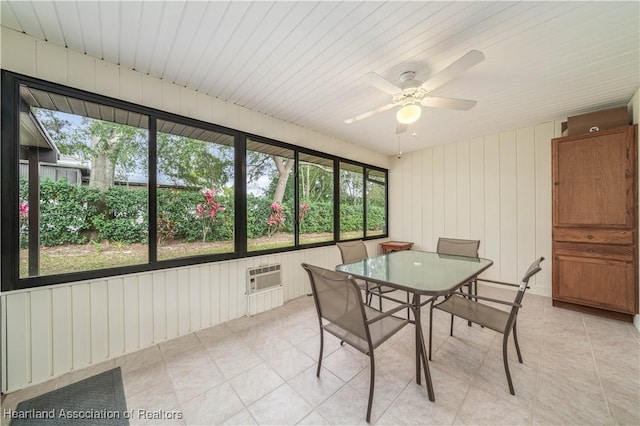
<box><xmin>1</xmin><ymin>245</ymin><xmax>339</xmax><ymax>392</ymax></box>
<box><xmin>388</xmin><ymin>124</ymin><xmax>560</xmax><ymax>294</ymax></box>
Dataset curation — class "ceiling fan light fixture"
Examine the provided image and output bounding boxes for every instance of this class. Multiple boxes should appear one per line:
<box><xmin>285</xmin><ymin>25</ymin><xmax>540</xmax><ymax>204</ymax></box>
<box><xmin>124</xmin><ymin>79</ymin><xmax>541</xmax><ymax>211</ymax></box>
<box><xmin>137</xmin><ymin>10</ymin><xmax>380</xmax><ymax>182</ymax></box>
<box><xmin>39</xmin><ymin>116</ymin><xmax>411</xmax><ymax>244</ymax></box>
<box><xmin>396</xmin><ymin>104</ymin><xmax>422</xmax><ymax>124</ymax></box>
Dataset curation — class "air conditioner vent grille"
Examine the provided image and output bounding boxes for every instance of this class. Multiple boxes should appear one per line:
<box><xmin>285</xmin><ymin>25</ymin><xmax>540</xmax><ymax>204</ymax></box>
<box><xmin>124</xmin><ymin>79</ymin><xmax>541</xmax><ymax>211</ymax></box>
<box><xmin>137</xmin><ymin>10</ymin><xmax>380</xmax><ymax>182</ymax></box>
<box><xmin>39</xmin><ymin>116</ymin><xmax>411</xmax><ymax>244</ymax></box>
<box><xmin>246</xmin><ymin>264</ymin><xmax>282</xmax><ymax>294</ymax></box>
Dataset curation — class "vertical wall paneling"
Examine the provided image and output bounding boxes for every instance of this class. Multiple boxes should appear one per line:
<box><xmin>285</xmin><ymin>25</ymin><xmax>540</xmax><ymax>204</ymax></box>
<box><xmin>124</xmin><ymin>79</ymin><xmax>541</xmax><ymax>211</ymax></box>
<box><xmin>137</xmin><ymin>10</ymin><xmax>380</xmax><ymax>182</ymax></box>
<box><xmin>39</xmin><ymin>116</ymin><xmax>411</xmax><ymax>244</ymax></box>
<box><xmin>499</xmin><ymin>131</ymin><xmax>518</xmax><ymax>282</ymax></box>
<box><xmin>483</xmin><ymin>134</ymin><xmax>501</xmax><ymax>280</ymax></box>
<box><xmin>516</xmin><ymin>127</ymin><xmax>537</xmax><ymax>282</ymax></box>
<box><xmin>432</xmin><ymin>145</ymin><xmax>445</xmax><ymax>242</ymax></box>
<box><xmin>71</xmin><ymin>284</ymin><xmax>91</xmax><ymax>369</ymax></box>
<box><xmin>107</xmin><ymin>278</ymin><xmax>125</xmax><ymax>357</ymax></box>
<box><xmin>35</xmin><ymin>40</ymin><xmax>67</xmax><ymax>84</ymax></box>
<box><xmin>161</xmin><ymin>79</ymin><xmax>181</xmax><ymax>115</ymax></box>
<box><xmin>5</xmin><ymin>293</ymin><xmax>29</xmax><ymax>389</ymax></box>
<box><xmin>420</xmin><ymin>149</ymin><xmax>434</xmax><ymax>251</ymax></box>
<box><xmin>29</xmin><ymin>290</ymin><xmax>51</xmax><ymax>384</ymax></box>
<box><xmin>51</xmin><ymin>286</ymin><xmax>72</xmax><ymax>376</ymax></box>
<box><xmin>219</xmin><ymin>262</ymin><xmax>230</xmax><ymax>322</ymax></box>
<box><xmin>444</xmin><ymin>143</ymin><xmax>458</xmax><ymax>236</ymax></box>
<box><xmin>122</xmin><ymin>276</ymin><xmax>140</xmax><ymax>352</ymax></box>
<box><xmin>401</xmin><ymin>155</ymin><xmax>414</xmax><ymax>241</ymax></box>
<box><xmin>456</xmin><ymin>141</ymin><xmax>471</xmax><ymax>238</ymax></box>
<box><xmin>534</xmin><ymin>122</ymin><xmax>556</xmax><ymax>292</ymax></box>
<box><xmin>227</xmin><ymin>262</ymin><xmax>239</xmax><ymax>320</ymax></box>
<box><xmin>410</xmin><ymin>152</ymin><xmax>423</xmax><ymax>246</ymax></box>
<box><xmin>469</xmin><ymin>138</ymin><xmax>486</xmax><ymax>257</ymax></box>
<box><xmin>180</xmin><ymin>86</ymin><xmax>197</xmax><ymax>120</ymax></box>
<box><xmin>165</xmin><ymin>270</ymin><xmax>179</xmax><ymax>340</ymax></box>
<box><xmin>141</xmin><ymin>74</ymin><xmax>162</xmax><ymax>110</ymax></box>
<box><xmin>236</xmin><ymin>260</ymin><xmax>248</xmax><ymax>317</ymax></box>
<box><xmin>199</xmin><ymin>265</ymin><xmax>212</xmax><ymax>328</ymax></box>
<box><xmin>1</xmin><ymin>29</ymin><xmax>36</xmax><ymax>74</ymax></box>
<box><xmin>153</xmin><ymin>271</ymin><xmax>168</xmax><ymax>342</ymax></box>
<box><xmin>67</xmin><ymin>52</ymin><xmax>96</xmax><ymax>92</ymax></box>
<box><xmin>210</xmin><ymin>264</ymin><xmax>221</xmax><ymax>325</ymax></box>
<box><xmin>95</xmin><ymin>61</ymin><xmax>120</xmax><ymax>98</ymax></box>
<box><xmin>1</xmin><ymin>296</ymin><xmax>7</xmax><ymax>390</ymax></box>
<box><xmin>177</xmin><ymin>269</ymin><xmax>191</xmax><ymax>335</ymax></box>
<box><xmin>189</xmin><ymin>268</ymin><xmax>201</xmax><ymax>331</ymax></box>
<box><xmin>137</xmin><ymin>274</ymin><xmax>154</xmax><ymax>347</ymax></box>
<box><xmin>388</xmin><ymin>162</ymin><xmax>402</xmax><ymax>238</ymax></box>
<box><xmin>195</xmin><ymin>92</ymin><xmax>214</xmax><ymax>123</ymax></box>
<box><xmin>119</xmin><ymin>68</ymin><xmax>143</xmax><ymax>104</ymax></box>
<box><xmin>90</xmin><ymin>281</ymin><xmax>109</xmax><ymax>363</ymax></box>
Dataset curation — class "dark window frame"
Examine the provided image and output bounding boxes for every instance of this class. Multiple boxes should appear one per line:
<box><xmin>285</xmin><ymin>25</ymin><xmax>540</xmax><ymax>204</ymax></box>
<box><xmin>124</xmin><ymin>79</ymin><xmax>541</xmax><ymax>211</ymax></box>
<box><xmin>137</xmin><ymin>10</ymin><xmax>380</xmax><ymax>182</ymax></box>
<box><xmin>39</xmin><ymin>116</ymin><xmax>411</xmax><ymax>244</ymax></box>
<box><xmin>1</xmin><ymin>70</ymin><xmax>388</xmax><ymax>291</ymax></box>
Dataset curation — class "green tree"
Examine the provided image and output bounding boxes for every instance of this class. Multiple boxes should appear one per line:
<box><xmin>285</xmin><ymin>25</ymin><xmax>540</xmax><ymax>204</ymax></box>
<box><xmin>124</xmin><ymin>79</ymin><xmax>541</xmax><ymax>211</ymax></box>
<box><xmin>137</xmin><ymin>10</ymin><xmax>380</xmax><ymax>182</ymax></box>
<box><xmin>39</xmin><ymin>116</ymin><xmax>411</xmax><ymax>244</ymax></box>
<box><xmin>157</xmin><ymin>133</ymin><xmax>233</xmax><ymax>189</ymax></box>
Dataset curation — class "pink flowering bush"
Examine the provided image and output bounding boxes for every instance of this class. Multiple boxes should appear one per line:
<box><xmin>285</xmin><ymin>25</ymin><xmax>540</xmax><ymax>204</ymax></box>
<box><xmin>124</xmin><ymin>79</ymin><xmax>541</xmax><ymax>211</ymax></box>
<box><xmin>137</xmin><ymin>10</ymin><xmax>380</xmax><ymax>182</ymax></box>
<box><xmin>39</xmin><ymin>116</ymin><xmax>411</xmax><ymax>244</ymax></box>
<box><xmin>195</xmin><ymin>188</ymin><xmax>225</xmax><ymax>242</ymax></box>
<box><xmin>299</xmin><ymin>203</ymin><xmax>309</xmax><ymax>223</ymax></box>
<box><xmin>19</xmin><ymin>202</ymin><xmax>29</xmax><ymax>247</ymax></box>
<box><xmin>267</xmin><ymin>201</ymin><xmax>286</xmax><ymax>237</ymax></box>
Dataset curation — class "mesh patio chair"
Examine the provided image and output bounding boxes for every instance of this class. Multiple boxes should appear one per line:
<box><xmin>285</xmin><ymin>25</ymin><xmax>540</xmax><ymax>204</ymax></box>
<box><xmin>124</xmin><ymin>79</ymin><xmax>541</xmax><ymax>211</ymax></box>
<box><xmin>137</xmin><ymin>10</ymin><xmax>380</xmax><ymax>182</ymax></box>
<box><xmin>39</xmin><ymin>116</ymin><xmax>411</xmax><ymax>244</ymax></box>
<box><xmin>336</xmin><ymin>241</ymin><xmax>399</xmax><ymax>310</ymax></box>
<box><xmin>429</xmin><ymin>256</ymin><xmax>544</xmax><ymax>395</ymax></box>
<box><xmin>434</xmin><ymin>237</ymin><xmax>482</xmax><ymax>330</ymax></box>
<box><xmin>436</xmin><ymin>237</ymin><xmax>481</xmax><ymax>292</ymax></box>
<box><xmin>302</xmin><ymin>263</ymin><xmax>411</xmax><ymax>423</ymax></box>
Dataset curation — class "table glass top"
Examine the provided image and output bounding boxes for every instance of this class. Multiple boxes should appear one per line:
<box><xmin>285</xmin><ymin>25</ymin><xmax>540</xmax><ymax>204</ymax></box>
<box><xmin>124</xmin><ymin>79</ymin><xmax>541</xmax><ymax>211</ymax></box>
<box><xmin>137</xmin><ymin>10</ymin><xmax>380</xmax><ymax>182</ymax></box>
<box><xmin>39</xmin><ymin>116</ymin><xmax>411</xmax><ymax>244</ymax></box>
<box><xmin>336</xmin><ymin>250</ymin><xmax>493</xmax><ymax>295</ymax></box>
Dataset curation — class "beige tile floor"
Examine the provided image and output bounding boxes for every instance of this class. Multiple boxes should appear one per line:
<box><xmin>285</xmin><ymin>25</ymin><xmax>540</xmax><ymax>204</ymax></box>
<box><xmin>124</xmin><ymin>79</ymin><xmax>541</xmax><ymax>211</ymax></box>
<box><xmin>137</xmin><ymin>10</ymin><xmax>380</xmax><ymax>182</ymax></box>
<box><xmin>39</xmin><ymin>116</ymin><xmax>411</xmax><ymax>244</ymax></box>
<box><xmin>2</xmin><ymin>285</ymin><xmax>639</xmax><ymax>425</ymax></box>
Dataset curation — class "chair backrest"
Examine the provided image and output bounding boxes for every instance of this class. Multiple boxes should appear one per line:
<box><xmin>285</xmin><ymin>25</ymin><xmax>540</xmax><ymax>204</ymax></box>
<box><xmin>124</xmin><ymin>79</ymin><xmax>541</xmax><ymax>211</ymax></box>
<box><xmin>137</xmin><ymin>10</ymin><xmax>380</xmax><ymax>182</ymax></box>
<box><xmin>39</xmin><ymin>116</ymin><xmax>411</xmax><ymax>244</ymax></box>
<box><xmin>301</xmin><ymin>263</ymin><xmax>368</xmax><ymax>341</ymax></box>
<box><xmin>513</xmin><ymin>256</ymin><xmax>545</xmax><ymax>306</ymax></box>
<box><xmin>436</xmin><ymin>237</ymin><xmax>480</xmax><ymax>258</ymax></box>
<box><xmin>505</xmin><ymin>257</ymin><xmax>545</xmax><ymax>329</ymax></box>
<box><xmin>337</xmin><ymin>240</ymin><xmax>368</xmax><ymax>263</ymax></box>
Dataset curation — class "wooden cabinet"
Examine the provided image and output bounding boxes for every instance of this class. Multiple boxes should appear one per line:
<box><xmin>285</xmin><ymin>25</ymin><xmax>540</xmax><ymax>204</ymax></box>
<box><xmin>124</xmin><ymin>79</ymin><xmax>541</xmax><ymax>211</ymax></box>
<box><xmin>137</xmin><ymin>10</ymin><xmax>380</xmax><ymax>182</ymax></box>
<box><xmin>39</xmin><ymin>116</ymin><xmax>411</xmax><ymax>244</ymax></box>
<box><xmin>552</xmin><ymin>125</ymin><xmax>638</xmax><ymax>320</ymax></box>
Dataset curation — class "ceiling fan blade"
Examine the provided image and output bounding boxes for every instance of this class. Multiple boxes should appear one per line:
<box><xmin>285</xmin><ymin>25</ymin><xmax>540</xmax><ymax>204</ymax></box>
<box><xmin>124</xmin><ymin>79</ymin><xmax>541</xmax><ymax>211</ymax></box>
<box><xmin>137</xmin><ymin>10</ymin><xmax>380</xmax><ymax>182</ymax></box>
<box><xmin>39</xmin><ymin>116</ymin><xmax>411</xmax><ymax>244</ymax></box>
<box><xmin>344</xmin><ymin>103</ymin><xmax>396</xmax><ymax>124</ymax></box>
<box><xmin>420</xmin><ymin>50</ymin><xmax>485</xmax><ymax>93</ymax></box>
<box><xmin>362</xmin><ymin>72</ymin><xmax>402</xmax><ymax>95</ymax></box>
<box><xmin>421</xmin><ymin>96</ymin><xmax>477</xmax><ymax>110</ymax></box>
<box><xmin>396</xmin><ymin>122</ymin><xmax>408</xmax><ymax>134</ymax></box>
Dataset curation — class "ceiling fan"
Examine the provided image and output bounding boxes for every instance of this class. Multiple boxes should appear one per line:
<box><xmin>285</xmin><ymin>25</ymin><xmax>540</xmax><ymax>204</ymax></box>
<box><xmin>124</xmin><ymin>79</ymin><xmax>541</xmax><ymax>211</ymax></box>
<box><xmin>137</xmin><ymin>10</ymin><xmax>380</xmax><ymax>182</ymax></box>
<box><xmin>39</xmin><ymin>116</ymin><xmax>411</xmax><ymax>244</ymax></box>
<box><xmin>344</xmin><ymin>50</ymin><xmax>485</xmax><ymax>133</ymax></box>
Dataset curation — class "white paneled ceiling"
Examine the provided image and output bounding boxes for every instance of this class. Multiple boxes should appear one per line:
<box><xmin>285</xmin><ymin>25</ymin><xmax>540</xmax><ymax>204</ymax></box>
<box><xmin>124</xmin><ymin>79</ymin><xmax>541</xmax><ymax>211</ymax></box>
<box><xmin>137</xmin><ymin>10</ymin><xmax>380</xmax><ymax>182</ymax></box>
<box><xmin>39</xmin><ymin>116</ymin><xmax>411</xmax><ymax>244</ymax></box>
<box><xmin>2</xmin><ymin>1</ymin><xmax>639</xmax><ymax>156</ymax></box>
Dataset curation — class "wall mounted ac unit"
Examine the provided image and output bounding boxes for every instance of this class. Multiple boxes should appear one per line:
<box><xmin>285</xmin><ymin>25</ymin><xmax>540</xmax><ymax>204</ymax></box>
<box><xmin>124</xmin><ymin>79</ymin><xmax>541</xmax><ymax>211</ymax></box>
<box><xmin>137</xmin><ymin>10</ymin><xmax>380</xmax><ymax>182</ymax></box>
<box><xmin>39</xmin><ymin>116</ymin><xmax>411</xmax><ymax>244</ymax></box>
<box><xmin>246</xmin><ymin>264</ymin><xmax>283</xmax><ymax>316</ymax></box>
<box><xmin>246</xmin><ymin>264</ymin><xmax>282</xmax><ymax>294</ymax></box>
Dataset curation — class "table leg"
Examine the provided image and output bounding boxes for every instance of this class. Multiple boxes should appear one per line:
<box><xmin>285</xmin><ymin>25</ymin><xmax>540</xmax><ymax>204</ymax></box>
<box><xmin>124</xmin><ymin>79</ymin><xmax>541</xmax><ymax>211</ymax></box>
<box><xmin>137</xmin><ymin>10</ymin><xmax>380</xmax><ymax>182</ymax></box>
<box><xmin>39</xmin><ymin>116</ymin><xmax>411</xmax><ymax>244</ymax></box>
<box><xmin>413</xmin><ymin>294</ymin><xmax>422</xmax><ymax>386</ymax></box>
<box><xmin>413</xmin><ymin>294</ymin><xmax>435</xmax><ymax>401</ymax></box>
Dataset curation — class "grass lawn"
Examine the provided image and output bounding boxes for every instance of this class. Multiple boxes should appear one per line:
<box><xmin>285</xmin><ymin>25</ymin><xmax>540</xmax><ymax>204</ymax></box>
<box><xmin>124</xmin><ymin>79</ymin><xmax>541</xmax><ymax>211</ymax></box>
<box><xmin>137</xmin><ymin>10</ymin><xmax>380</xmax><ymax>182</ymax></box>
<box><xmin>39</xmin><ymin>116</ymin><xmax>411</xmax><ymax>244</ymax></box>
<box><xmin>19</xmin><ymin>231</ymin><xmax>375</xmax><ymax>277</ymax></box>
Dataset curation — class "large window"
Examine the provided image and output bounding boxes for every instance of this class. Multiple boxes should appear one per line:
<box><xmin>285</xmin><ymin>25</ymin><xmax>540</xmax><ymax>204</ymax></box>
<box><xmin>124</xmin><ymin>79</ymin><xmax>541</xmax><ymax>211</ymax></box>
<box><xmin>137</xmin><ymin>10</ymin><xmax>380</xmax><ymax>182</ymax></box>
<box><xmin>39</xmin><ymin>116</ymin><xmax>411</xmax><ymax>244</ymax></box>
<box><xmin>366</xmin><ymin>169</ymin><xmax>387</xmax><ymax>237</ymax></box>
<box><xmin>246</xmin><ymin>139</ymin><xmax>295</xmax><ymax>252</ymax></box>
<box><xmin>298</xmin><ymin>153</ymin><xmax>334</xmax><ymax>244</ymax></box>
<box><xmin>157</xmin><ymin>120</ymin><xmax>235</xmax><ymax>260</ymax></box>
<box><xmin>1</xmin><ymin>71</ymin><xmax>387</xmax><ymax>290</ymax></box>
<box><xmin>18</xmin><ymin>85</ymin><xmax>149</xmax><ymax>278</ymax></box>
<box><xmin>339</xmin><ymin>162</ymin><xmax>364</xmax><ymax>240</ymax></box>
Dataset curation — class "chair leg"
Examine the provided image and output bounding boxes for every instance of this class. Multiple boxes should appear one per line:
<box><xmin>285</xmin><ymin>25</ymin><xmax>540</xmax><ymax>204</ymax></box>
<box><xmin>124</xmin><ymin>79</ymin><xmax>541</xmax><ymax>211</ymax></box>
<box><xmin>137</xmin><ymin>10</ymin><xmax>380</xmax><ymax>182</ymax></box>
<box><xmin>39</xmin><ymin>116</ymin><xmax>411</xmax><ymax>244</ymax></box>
<box><xmin>512</xmin><ymin>321</ymin><xmax>523</xmax><ymax>363</ymax></box>
<box><xmin>317</xmin><ymin>329</ymin><xmax>324</xmax><ymax>377</ymax></box>
<box><xmin>502</xmin><ymin>333</ymin><xmax>515</xmax><ymax>395</ymax></box>
<box><xmin>378</xmin><ymin>291</ymin><xmax>383</xmax><ymax>311</ymax></box>
<box><xmin>466</xmin><ymin>282</ymin><xmax>473</xmax><ymax>327</ymax></box>
<box><xmin>428</xmin><ymin>302</ymin><xmax>434</xmax><ymax>360</ymax></box>
<box><xmin>366</xmin><ymin>355</ymin><xmax>375</xmax><ymax>423</ymax></box>
<box><xmin>449</xmin><ymin>314</ymin><xmax>454</xmax><ymax>336</ymax></box>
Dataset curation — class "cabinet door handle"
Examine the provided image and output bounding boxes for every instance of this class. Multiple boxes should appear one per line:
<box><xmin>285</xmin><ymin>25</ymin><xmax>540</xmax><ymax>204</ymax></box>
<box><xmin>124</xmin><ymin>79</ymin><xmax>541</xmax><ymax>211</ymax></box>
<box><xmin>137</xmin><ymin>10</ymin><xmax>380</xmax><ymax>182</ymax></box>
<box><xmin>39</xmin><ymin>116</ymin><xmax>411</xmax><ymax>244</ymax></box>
<box><xmin>587</xmin><ymin>234</ymin><xmax>593</xmax><ymax>240</ymax></box>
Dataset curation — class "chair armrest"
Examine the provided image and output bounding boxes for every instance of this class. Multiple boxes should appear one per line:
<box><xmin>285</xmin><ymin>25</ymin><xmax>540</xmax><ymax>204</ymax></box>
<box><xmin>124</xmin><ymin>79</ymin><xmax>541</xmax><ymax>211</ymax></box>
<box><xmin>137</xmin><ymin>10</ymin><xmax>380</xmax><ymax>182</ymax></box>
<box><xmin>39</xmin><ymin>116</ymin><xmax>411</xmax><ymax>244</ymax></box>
<box><xmin>477</xmin><ymin>278</ymin><xmax>526</xmax><ymax>289</ymax></box>
<box><xmin>446</xmin><ymin>291</ymin><xmax>521</xmax><ymax>308</ymax></box>
<box><xmin>366</xmin><ymin>303</ymin><xmax>412</xmax><ymax>324</ymax></box>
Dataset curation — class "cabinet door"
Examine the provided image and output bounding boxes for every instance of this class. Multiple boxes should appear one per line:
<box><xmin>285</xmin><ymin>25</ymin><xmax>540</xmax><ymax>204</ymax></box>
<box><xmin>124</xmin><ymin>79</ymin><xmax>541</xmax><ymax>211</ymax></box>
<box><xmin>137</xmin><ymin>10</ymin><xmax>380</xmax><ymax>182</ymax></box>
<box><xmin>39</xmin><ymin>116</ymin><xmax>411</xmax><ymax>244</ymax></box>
<box><xmin>552</xmin><ymin>126</ymin><xmax>636</xmax><ymax>228</ymax></box>
<box><xmin>553</xmin><ymin>254</ymin><xmax>636</xmax><ymax>314</ymax></box>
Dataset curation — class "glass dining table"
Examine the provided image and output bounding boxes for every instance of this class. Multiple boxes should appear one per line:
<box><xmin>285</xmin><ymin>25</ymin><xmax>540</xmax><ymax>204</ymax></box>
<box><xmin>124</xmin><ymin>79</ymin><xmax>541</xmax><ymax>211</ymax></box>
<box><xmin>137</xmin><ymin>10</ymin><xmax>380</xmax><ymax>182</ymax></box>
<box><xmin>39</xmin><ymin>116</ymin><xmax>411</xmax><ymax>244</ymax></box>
<box><xmin>336</xmin><ymin>249</ymin><xmax>494</xmax><ymax>401</ymax></box>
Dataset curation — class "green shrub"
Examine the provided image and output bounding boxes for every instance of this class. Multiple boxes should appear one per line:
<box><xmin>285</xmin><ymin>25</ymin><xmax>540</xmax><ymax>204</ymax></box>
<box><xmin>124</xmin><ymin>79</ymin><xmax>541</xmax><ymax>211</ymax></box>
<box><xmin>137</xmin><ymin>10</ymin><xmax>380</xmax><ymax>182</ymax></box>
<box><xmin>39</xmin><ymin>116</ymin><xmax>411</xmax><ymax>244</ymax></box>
<box><xmin>37</xmin><ymin>179</ymin><xmax>102</xmax><ymax>246</ymax></box>
<box><xmin>93</xmin><ymin>186</ymin><xmax>147</xmax><ymax>243</ymax></box>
